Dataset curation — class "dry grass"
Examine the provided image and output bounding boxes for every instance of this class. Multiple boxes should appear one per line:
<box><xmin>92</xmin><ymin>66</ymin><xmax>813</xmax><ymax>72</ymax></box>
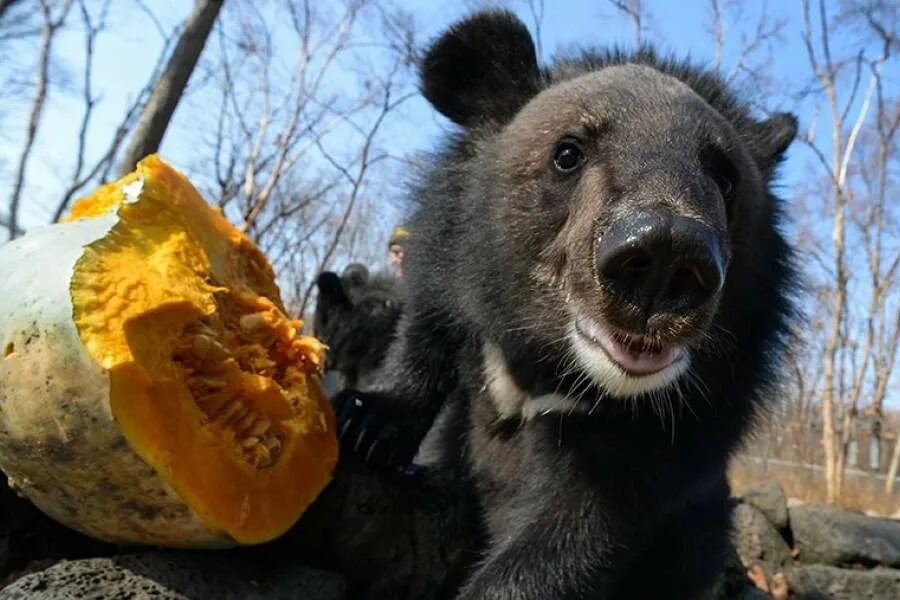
<box><xmin>729</xmin><ymin>454</ymin><xmax>900</xmax><ymax>518</ymax></box>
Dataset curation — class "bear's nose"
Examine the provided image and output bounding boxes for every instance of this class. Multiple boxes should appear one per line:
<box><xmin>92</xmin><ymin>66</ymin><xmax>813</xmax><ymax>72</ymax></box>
<box><xmin>595</xmin><ymin>211</ymin><xmax>725</xmax><ymax>321</ymax></box>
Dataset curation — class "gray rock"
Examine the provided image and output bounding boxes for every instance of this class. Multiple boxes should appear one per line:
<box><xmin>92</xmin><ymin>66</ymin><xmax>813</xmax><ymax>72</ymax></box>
<box><xmin>791</xmin><ymin>504</ymin><xmax>900</xmax><ymax>568</ymax></box>
<box><xmin>733</xmin><ymin>503</ymin><xmax>792</xmax><ymax>570</ymax></box>
<box><xmin>0</xmin><ymin>552</ymin><xmax>348</xmax><ymax>600</ymax></box>
<box><xmin>742</xmin><ymin>480</ymin><xmax>790</xmax><ymax>531</ymax></box>
<box><xmin>786</xmin><ymin>565</ymin><xmax>900</xmax><ymax>600</ymax></box>
<box><xmin>1</xmin><ymin>480</ymin><xmax>112</xmax><ymax>588</ymax></box>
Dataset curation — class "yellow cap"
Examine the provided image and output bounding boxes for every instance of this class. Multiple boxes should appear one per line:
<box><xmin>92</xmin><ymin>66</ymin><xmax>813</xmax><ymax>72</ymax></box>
<box><xmin>389</xmin><ymin>225</ymin><xmax>410</xmax><ymax>247</ymax></box>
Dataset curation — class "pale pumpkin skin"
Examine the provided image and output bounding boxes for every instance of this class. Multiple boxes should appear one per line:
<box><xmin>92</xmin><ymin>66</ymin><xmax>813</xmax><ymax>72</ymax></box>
<box><xmin>0</xmin><ymin>157</ymin><xmax>337</xmax><ymax>548</ymax></box>
<box><xmin>0</xmin><ymin>217</ymin><xmax>231</xmax><ymax>547</ymax></box>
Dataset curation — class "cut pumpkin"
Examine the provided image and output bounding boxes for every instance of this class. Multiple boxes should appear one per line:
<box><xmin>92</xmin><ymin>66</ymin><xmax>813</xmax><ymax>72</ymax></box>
<box><xmin>0</xmin><ymin>155</ymin><xmax>337</xmax><ymax>547</ymax></box>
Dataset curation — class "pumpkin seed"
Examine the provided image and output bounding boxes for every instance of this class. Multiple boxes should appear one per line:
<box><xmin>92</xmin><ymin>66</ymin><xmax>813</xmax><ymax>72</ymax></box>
<box><xmin>264</xmin><ymin>436</ymin><xmax>282</xmax><ymax>454</ymax></box>
<box><xmin>248</xmin><ymin>419</ymin><xmax>271</xmax><ymax>438</ymax></box>
<box><xmin>215</xmin><ymin>400</ymin><xmax>243</xmax><ymax>423</ymax></box>
<box><xmin>234</xmin><ymin>411</ymin><xmax>258</xmax><ymax>432</ymax></box>
<box><xmin>191</xmin><ymin>334</ymin><xmax>213</xmax><ymax>358</ymax></box>
<box><xmin>209</xmin><ymin>340</ymin><xmax>232</xmax><ymax>361</ymax></box>
<box><xmin>188</xmin><ymin>322</ymin><xmax>218</xmax><ymax>338</ymax></box>
<box><xmin>239</xmin><ymin>313</ymin><xmax>269</xmax><ymax>334</ymax></box>
<box><xmin>228</xmin><ymin>405</ymin><xmax>249</xmax><ymax>426</ymax></box>
<box><xmin>254</xmin><ymin>446</ymin><xmax>272</xmax><ymax>468</ymax></box>
<box><xmin>197</xmin><ymin>375</ymin><xmax>227</xmax><ymax>389</ymax></box>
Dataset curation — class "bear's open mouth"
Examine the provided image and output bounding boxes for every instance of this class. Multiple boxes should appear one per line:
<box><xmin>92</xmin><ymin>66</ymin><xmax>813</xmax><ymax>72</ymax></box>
<box><xmin>574</xmin><ymin>314</ymin><xmax>684</xmax><ymax>376</ymax></box>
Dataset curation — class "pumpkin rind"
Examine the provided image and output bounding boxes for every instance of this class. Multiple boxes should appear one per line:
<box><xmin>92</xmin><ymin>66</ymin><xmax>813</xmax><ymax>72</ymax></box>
<box><xmin>0</xmin><ymin>217</ymin><xmax>221</xmax><ymax>546</ymax></box>
<box><xmin>0</xmin><ymin>156</ymin><xmax>337</xmax><ymax>547</ymax></box>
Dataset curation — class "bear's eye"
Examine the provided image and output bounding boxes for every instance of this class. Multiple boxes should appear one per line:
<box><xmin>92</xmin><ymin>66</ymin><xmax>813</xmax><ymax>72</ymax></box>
<box><xmin>553</xmin><ymin>142</ymin><xmax>584</xmax><ymax>173</ymax></box>
<box><xmin>713</xmin><ymin>173</ymin><xmax>734</xmax><ymax>198</ymax></box>
<box><xmin>701</xmin><ymin>145</ymin><xmax>738</xmax><ymax>200</ymax></box>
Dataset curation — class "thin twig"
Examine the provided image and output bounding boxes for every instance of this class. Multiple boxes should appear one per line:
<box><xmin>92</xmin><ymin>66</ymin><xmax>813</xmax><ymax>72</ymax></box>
<box><xmin>6</xmin><ymin>0</ymin><xmax>73</xmax><ymax>239</ymax></box>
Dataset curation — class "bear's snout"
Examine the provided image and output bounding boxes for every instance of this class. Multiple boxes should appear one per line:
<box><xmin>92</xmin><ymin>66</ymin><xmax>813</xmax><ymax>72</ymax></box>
<box><xmin>595</xmin><ymin>211</ymin><xmax>725</xmax><ymax>326</ymax></box>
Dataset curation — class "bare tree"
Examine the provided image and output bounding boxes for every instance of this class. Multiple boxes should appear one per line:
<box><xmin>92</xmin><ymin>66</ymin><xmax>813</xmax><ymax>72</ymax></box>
<box><xmin>706</xmin><ymin>0</ymin><xmax>786</xmax><ymax>102</ymax></box>
<box><xmin>196</xmin><ymin>0</ymin><xmax>415</xmax><ymax>315</ymax></box>
<box><xmin>700</xmin><ymin>0</ymin><xmax>899</xmax><ymax>503</ymax></box>
<box><xmin>0</xmin><ymin>2</ymin><xmax>43</xmax><ymax>138</ymax></box>
<box><xmin>0</xmin><ymin>0</ymin><xmax>26</xmax><ymax>21</ymax></box>
<box><xmin>801</xmin><ymin>0</ymin><xmax>846</xmax><ymax>502</ymax></box>
<box><xmin>525</xmin><ymin>0</ymin><xmax>545</xmax><ymax>58</ymax></box>
<box><xmin>0</xmin><ymin>6</ymin><xmax>38</xmax><ymax>43</ymax></box>
<box><xmin>607</xmin><ymin>0</ymin><xmax>643</xmax><ymax>46</ymax></box>
<box><xmin>700</xmin><ymin>1</ymin><xmax>804</xmax><ymax>469</ymax></box>
<box><xmin>117</xmin><ymin>0</ymin><xmax>223</xmax><ymax>175</ymax></box>
<box><xmin>5</xmin><ymin>0</ymin><xmax>73</xmax><ymax>240</ymax></box>
<box><xmin>798</xmin><ymin>0</ymin><xmax>896</xmax><ymax>502</ymax></box>
<box><xmin>50</xmin><ymin>0</ymin><xmax>178</xmax><ymax>221</ymax></box>
<box><xmin>840</xmin><ymin>97</ymin><xmax>899</xmax><ymax>490</ymax></box>
<box><xmin>848</xmin><ymin>0</ymin><xmax>900</xmax><ymax>482</ymax></box>
<box><xmin>0</xmin><ymin>0</ymin><xmax>191</xmax><ymax>229</ymax></box>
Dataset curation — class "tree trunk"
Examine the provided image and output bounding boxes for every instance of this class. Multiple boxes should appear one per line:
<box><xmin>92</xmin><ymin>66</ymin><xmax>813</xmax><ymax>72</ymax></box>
<box><xmin>117</xmin><ymin>0</ymin><xmax>223</xmax><ymax>176</ymax></box>
<box><xmin>886</xmin><ymin>434</ymin><xmax>900</xmax><ymax>494</ymax></box>
<box><xmin>821</xmin><ymin>339</ymin><xmax>840</xmax><ymax>503</ymax></box>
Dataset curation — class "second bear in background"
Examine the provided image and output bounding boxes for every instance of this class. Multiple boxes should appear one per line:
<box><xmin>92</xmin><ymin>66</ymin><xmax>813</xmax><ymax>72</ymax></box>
<box><xmin>314</xmin><ymin>264</ymin><xmax>402</xmax><ymax>391</ymax></box>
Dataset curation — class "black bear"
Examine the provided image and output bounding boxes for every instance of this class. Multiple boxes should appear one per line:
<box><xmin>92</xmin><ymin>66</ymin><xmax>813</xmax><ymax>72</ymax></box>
<box><xmin>335</xmin><ymin>10</ymin><xmax>797</xmax><ymax>599</ymax></box>
<box><xmin>314</xmin><ymin>264</ymin><xmax>402</xmax><ymax>391</ymax></box>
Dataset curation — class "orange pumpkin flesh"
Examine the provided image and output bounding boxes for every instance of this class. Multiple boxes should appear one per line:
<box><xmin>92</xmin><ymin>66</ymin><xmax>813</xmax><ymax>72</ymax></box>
<box><xmin>64</xmin><ymin>155</ymin><xmax>337</xmax><ymax>544</ymax></box>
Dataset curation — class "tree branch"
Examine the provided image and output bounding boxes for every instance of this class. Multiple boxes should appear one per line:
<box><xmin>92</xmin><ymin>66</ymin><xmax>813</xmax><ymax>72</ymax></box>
<box><xmin>51</xmin><ymin>11</ymin><xmax>178</xmax><ymax>221</ymax></box>
<box><xmin>6</xmin><ymin>0</ymin><xmax>73</xmax><ymax>239</ymax></box>
<box><xmin>117</xmin><ymin>0</ymin><xmax>223</xmax><ymax>175</ymax></box>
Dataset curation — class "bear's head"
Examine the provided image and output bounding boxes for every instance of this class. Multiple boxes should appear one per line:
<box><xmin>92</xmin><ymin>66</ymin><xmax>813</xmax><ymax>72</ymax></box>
<box><xmin>315</xmin><ymin>264</ymin><xmax>402</xmax><ymax>389</ymax></box>
<box><xmin>418</xmin><ymin>11</ymin><xmax>797</xmax><ymax>402</ymax></box>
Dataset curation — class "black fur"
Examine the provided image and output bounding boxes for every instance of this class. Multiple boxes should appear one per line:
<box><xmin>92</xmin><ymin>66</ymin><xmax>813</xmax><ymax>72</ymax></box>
<box><xmin>314</xmin><ymin>264</ymin><xmax>402</xmax><ymax>390</ymax></box>
<box><xmin>335</xmin><ymin>10</ymin><xmax>797</xmax><ymax>599</ymax></box>
<box><xmin>421</xmin><ymin>11</ymin><xmax>540</xmax><ymax>126</ymax></box>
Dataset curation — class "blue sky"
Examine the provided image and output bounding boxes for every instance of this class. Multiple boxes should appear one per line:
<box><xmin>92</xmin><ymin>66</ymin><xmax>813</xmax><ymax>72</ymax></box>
<box><xmin>1</xmin><ymin>1</ymin><xmax>896</xmax><ymax>409</ymax></box>
<box><xmin>6</xmin><ymin>0</ymin><xmax>824</xmax><ymax>230</ymax></box>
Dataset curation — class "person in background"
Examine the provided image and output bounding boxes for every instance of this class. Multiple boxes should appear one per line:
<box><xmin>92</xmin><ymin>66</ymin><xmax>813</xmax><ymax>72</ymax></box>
<box><xmin>388</xmin><ymin>224</ymin><xmax>409</xmax><ymax>278</ymax></box>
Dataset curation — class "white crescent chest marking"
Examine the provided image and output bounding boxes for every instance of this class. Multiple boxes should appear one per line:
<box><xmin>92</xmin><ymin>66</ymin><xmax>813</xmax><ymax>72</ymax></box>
<box><xmin>481</xmin><ymin>342</ymin><xmax>584</xmax><ymax>421</ymax></box>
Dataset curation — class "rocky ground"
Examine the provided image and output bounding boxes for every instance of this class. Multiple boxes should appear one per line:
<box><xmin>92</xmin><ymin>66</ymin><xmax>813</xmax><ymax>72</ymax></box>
<box><xmin>2</xmin><ymin>469</ymin><xmax>898</xmax><ymax>599</ymax></box>
<box><xmin>732</xmin><ymin>479</ymin><xmax>900</xmax><ymax>599</ymax></box>
<box><xmin>1</xmin><ymin>461</ymin><xmax>477</xmax><ymax>599</ymax></box>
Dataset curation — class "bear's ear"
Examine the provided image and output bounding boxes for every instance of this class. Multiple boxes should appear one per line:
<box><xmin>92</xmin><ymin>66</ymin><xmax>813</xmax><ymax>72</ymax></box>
<box><xmin>421</xmin><ymin>10</ymin><xmax>540</xmax><ymax>126</ymax></box>
<box><xmin>752</xmin><ymin>112</ymin><xmax>798</xmax><ymax>168</ymax></box>
<box><xmin>316</xmin><ymin>272</ymin><xmax>350</xmax><ymax>307</ymax></box>
<box><xmin>341</xmin><ymin>263</ymin><xmax>370</xmax><ymax>291</ymax></box>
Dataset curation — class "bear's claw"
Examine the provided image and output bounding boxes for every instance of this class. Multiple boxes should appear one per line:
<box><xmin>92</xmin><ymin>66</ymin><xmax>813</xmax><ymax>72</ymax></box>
<box><xmin>331</xmin><ymin>389</ymin><xmax>416</xmax><ymax>469</ymax></box>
